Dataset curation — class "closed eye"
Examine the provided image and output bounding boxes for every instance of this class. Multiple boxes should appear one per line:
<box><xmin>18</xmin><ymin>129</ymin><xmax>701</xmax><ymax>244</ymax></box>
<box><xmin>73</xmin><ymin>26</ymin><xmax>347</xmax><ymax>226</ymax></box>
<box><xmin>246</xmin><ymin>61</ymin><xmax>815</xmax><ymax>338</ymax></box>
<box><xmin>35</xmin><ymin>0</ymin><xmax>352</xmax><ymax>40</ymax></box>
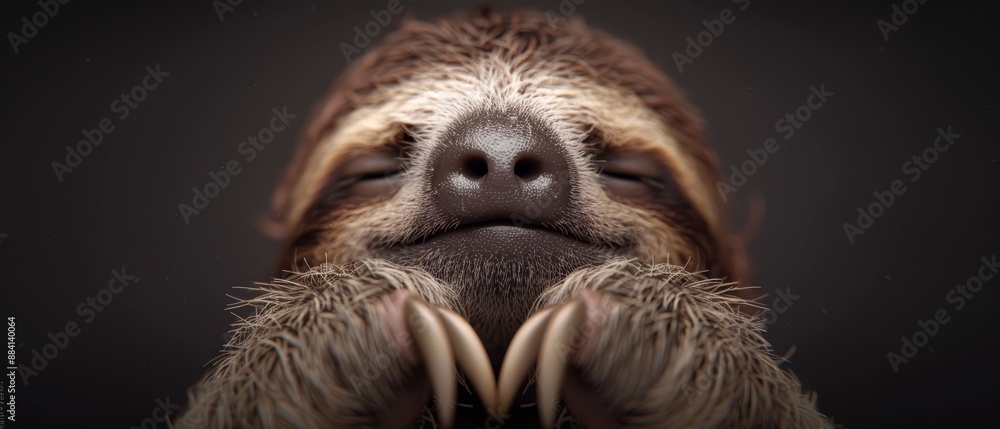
<box><xmin>313</xmin><ymin>127</ymin><xmax>416</xmax><ymax>209</ymax></box>
<box><xmin>356</xmin><ymin>167</ymin><xmax>404</xmax><ymax>181</ymax></box>
<box><xmin>344</xmin><ymin>128</ymin><xmax>414</xmax><ymax>181</ymax></box>
<box><xmin>593</xmin><ymin>150</ymin><xmax>679</xmax><ymax>203</ymax></box>
<box><xmin>599</xmin><ymin>169</ymin><xmax>643</xmax><ymax>181</ymax></box>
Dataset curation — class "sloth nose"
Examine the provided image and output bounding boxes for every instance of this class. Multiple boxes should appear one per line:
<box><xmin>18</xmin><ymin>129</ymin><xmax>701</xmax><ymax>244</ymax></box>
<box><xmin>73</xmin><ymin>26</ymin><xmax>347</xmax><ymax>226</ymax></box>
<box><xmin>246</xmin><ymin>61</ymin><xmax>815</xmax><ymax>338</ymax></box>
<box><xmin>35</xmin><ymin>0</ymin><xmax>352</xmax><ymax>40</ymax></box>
<box><xmin>429</xmin><ymin>110</ymin><xmax>573</xmax><ymax>225</ymax></box>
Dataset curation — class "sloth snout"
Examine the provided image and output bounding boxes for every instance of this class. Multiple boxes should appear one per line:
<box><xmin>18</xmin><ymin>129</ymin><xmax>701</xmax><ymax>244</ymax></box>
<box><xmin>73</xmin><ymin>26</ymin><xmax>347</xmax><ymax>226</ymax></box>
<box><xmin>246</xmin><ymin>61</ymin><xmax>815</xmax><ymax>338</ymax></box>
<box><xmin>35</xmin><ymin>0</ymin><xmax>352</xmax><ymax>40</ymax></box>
<box><xmin>429</xmin><ymin>109</ymin><xmax>573</xmax><ymax>225</ymax></box>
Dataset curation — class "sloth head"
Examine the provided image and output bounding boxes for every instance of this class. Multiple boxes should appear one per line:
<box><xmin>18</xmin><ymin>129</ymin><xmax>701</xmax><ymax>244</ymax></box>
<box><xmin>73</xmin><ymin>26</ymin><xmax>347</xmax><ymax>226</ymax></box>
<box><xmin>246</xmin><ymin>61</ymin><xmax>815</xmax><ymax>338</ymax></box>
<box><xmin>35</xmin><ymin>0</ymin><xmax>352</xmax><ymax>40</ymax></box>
<box><xmin>269</xmin><ymin>8</ymin><xmax>746</xmax><ymax>351</ymax></box>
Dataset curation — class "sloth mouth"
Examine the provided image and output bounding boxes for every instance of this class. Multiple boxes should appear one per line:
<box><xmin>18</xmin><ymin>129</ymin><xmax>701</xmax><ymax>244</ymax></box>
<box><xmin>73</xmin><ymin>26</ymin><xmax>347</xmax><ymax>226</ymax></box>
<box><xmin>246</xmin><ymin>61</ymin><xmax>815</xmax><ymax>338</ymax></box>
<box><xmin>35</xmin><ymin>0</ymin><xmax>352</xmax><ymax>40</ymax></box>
<box><xmin>410</xmin><ymin>219</ymin><xmax>599</xmax><ymax>254</ymax></box>
<box><xmin>430</xmin><ymin>219</ymin><xmax>575</xmax><ymax>237</ymax></box>
<box><xmin>377</xmin><ymin>217</ymin><xmax>612</xmax><ymax>267</ymax></box>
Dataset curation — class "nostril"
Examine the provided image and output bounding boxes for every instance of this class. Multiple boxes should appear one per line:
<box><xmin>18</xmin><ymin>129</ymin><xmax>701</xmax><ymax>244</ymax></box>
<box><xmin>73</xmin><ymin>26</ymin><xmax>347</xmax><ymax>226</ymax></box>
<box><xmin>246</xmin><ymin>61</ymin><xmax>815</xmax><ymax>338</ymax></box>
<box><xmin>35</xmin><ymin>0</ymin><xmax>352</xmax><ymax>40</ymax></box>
<box><xmin>461</xmin><ymin>155</ymin><xmax>489</xmax><ymax>179</ymax></box>
<box><xmin>513</xmin><ymin>156</ymin><xmax>543</xmax><ymax>181</ymax></box>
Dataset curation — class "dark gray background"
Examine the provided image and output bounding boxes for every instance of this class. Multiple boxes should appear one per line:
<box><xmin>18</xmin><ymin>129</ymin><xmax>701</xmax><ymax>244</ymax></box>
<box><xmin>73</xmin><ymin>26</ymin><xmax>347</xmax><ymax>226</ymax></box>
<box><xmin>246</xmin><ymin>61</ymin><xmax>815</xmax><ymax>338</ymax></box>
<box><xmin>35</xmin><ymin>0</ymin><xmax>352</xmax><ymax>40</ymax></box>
<box><xmin>2</xmin><ymin>0</ymin><xmax>998</xmax><ymax>427</ymax></box>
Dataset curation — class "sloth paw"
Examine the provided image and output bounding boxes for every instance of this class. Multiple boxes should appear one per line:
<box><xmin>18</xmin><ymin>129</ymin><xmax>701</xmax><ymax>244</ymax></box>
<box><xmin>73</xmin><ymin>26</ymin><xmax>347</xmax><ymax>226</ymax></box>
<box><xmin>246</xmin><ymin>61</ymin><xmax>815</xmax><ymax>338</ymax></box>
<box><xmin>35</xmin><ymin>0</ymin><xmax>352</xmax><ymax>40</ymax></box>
<box><xmin>387</xmin><ymin>291</ymin><xmax>498</xmax><ymax>428</ymax></box>
<box><xmin>494</xmin><ymin>261</ymin><xmax>830</xmax><ymax>429</ymax></box>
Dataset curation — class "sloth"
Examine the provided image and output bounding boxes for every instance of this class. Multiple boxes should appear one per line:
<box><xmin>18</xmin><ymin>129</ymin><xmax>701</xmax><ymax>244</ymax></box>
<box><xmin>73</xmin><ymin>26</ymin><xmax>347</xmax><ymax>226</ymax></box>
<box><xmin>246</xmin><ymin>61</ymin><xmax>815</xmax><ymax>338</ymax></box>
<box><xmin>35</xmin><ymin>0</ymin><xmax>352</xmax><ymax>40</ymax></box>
<box><xmin>175</xmin><ymin>8</ymin><xmax>831</xmax><ymax>429</ymax></box>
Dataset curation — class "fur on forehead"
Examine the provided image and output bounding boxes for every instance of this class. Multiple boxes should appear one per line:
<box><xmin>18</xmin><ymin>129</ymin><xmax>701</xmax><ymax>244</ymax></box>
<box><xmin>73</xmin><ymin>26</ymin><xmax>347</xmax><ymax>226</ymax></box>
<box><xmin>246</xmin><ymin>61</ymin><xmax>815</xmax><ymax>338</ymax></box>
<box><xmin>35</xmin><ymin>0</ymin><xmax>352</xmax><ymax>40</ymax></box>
<box><xmin>268</xmin><ymin>7</ymin><xmax>745</xmax><ymax>283</ymax></box>
<box><xmin>287</xmin><ymin>60</ymin><xmax>713</xmax><ymax>222</ymax></box>
<box><xmin>273</xmin><ymin>8</ymin><xmax>719</xmax><ymax>214</ymax></box>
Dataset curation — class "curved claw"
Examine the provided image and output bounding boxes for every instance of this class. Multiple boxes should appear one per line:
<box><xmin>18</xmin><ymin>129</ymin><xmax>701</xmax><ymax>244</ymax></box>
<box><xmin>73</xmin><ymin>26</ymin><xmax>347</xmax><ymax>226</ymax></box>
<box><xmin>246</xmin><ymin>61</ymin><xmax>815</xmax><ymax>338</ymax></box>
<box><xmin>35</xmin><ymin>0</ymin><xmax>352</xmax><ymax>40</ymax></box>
<box><xmin>537</xmin><ymin>298</ymin><xmax>587</xmax><ymax>428</ymax></box>
<box><xmin>403</xmin><ymin>297</ymin><xmax>457</xmax><ymax>428</ymax></box>
<box><xmin>496</xmin><ymin>298</ymin><xmax>589</xmax><ymax>428</ymax></box>
<box><xmin>438</xmin><ymin>308</ymin><xmax>499</xmax><ymax>420</ymax></box>
<box><xmin>496</xmin><ymin>307</ymin><xmax>555</xmax><ymax>419</ymax></box>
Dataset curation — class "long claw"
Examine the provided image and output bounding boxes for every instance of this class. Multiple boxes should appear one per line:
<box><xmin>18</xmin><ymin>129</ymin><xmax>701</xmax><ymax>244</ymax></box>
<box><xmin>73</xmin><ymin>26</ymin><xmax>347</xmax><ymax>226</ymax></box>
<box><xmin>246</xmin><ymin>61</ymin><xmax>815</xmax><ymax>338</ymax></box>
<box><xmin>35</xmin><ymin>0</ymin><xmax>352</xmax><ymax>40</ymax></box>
<box><xmin>404</xmin><ymin>297</ymin><xmax>456</xmax><ymax>428</ymax></box>
<box><xmin>437</xmin><ymin>308</ymin><xmax>499</xmax><ymax>420</ymax></box>
<box><xmin>496</xmin><ymin>308</ymin><xmax>555</xmax><ymax>419</ymax></box>
<box><xmin>537</xmin><ymin>299</ymin><xmax>587</xmax><ymax>428</ymax></box>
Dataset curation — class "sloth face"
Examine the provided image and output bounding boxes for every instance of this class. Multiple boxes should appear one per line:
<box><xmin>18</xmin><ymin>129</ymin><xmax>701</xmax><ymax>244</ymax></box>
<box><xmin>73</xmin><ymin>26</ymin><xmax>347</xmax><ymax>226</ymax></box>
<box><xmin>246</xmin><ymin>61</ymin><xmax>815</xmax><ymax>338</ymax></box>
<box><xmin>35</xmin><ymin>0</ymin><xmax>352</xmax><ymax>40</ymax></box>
<box><xmin>176</xmin><ymin>13</ymin><xmax>829</xmax><ymax>429</ymax></box>
<box><xmin>271</xmin><ymin>11</ymin><xmax>741</xmax><ymax>350</ymax></box>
